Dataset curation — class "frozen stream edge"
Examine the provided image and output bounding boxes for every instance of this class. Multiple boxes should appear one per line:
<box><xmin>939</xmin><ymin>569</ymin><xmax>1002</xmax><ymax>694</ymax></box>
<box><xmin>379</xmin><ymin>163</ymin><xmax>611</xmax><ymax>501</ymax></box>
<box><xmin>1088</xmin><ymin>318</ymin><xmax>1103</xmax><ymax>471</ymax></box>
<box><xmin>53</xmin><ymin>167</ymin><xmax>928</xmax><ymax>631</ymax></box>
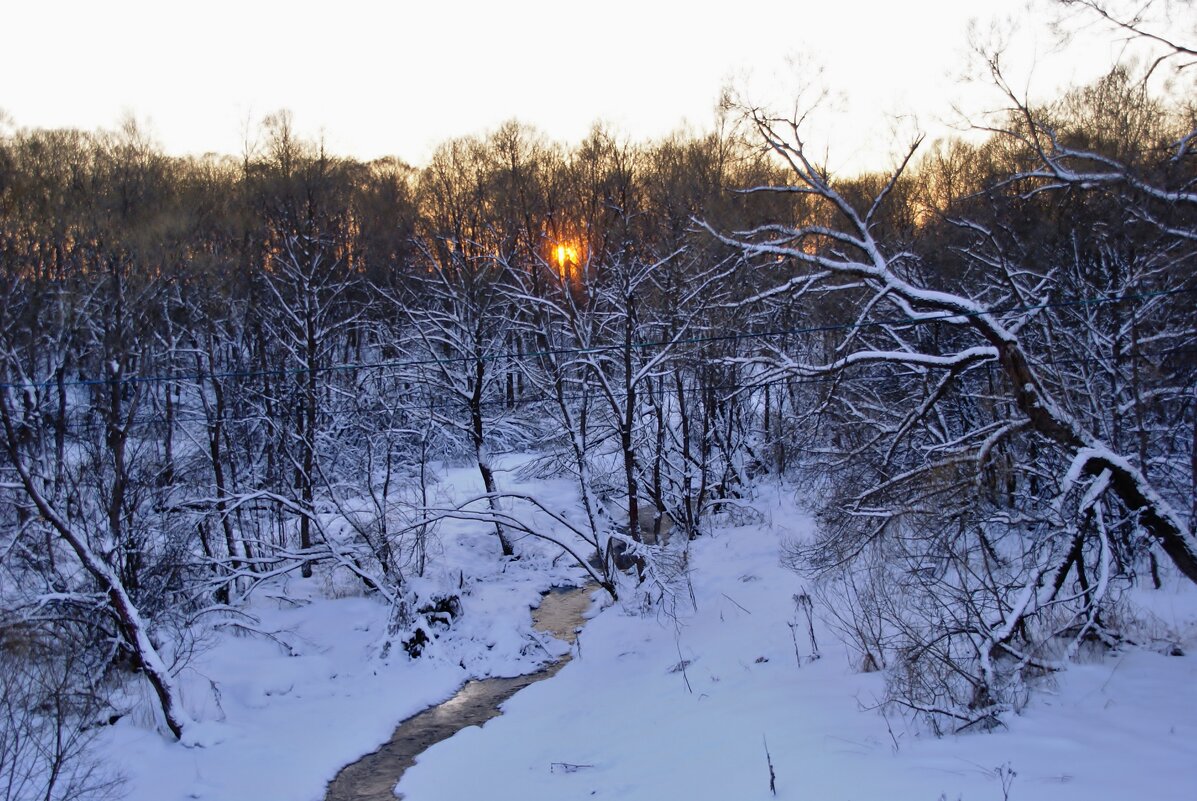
<box><xmin>323</xmin><ymin>584</ymin><xmax>596</xmax><ymax>801</ymax></box>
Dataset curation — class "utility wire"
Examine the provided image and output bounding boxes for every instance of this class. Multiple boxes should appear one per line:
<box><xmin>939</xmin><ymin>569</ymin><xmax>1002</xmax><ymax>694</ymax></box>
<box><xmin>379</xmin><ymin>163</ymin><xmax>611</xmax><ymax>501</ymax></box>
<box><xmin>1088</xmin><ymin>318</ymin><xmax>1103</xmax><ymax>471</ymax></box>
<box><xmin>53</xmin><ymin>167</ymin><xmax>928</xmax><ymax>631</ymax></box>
<box><xmin>31</xmin><ymin>344</ymin><xmax>1197</xmax><ymax>434</ymax></box>
<box><xmin>1</xmin><ymin>286</ymin><xmax>1194</xmax><ymax>392</ymax></box>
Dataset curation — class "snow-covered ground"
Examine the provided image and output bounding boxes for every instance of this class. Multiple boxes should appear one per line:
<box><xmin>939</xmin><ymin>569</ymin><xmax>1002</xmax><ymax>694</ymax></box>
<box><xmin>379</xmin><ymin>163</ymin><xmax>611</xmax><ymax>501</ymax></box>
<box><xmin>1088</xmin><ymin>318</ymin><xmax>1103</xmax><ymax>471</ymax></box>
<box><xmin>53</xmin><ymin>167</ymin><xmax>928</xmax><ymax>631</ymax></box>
<box><xmin>397</xmin><ymin>486</ymin><xmax>1197</xmax><ymax>801</ymax></box>
<box><xmin>100</xmin><ymin>467</ymin><xmax>1197</xmax><ymax>801</ymax></box>
<box><xmin>98</xmin><ymin>461</ymin><xmax>588</xmax><ymax>801</ymax></box>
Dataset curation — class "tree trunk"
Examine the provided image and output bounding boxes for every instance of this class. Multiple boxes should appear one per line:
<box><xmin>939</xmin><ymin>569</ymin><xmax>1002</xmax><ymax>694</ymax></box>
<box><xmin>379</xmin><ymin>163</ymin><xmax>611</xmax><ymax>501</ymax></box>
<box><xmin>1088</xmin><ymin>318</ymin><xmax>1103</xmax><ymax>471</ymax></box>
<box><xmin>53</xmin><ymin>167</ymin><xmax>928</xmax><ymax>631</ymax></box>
<box><xmin>1</xmin><ymin>396</ymin><xmax>195</xmax><ymax>741</ymax></box>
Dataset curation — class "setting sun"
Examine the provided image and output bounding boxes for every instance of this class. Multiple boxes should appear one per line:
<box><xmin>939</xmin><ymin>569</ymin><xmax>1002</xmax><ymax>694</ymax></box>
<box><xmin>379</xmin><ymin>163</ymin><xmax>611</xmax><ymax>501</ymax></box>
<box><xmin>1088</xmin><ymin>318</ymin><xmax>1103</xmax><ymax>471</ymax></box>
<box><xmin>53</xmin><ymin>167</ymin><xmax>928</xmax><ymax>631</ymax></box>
<box><xmin>554</xmin><ymin>243</ymin><xmax>579</xmax><ymax>272</ymax></box>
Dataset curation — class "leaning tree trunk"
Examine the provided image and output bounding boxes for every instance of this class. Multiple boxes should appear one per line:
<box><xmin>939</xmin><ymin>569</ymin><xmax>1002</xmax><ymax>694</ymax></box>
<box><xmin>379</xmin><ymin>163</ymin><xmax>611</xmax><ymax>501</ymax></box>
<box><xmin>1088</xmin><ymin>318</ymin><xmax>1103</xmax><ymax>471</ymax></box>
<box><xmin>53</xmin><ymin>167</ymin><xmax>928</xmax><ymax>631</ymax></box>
<box><xmin>1</xmin><ymin>395</ymin><xmax>195</xmax><ymax>740</ymax></box>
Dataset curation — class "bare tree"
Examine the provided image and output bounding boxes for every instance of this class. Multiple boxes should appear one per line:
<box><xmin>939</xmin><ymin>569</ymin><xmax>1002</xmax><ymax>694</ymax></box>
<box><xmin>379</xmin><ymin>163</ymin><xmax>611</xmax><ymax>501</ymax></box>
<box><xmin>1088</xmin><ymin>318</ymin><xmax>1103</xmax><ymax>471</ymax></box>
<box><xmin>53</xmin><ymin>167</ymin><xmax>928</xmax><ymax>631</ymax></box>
<box><xmin>399</xmin><ymin>236</ymin><xmax>517</xmax><ymax>557</ymax></box>
<box><xmin>0</xmin><ymin>635</ymin><xmax>123</xmax><ymax>801</ymax></box>
<box><xmin>714</xmin><ymin>96</ymin><xmax>1196</xmax><ymax>728</ymax></box>
<box><xmin>0</xmin><ymin>374</ymin><xmax>196</xmax><ymax>740</ymax></box>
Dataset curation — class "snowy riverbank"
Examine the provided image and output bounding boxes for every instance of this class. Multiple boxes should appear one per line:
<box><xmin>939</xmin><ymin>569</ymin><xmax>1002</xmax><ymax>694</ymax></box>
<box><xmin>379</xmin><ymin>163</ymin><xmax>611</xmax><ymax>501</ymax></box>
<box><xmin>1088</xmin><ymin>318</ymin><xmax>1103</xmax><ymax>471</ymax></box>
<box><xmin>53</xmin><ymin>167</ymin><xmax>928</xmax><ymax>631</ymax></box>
<box><xmin>99</xmin><ymin>476</ymin><xmax>1197</xmax><ymax>801</ymax></box>
<box><xmin>397</xmin><ymin>487</ymin><xmax>1197</xmax><ymax>801</ymax></box>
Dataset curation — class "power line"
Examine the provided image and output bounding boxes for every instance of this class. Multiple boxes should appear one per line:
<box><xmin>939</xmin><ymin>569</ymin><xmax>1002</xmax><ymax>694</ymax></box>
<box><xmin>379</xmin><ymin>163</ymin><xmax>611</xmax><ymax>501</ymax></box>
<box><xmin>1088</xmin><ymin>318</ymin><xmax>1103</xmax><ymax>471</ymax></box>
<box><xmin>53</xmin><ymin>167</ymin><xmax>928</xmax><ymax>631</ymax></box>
<box><xmin>1</xmin><ymin>286</ymin><xmax>1194</xmax><ymax>392</ymax></box>
<box><xmin>31</xmin><ymin>344</ymin><xmax>1197</xmax><ymax>434</ymax></box>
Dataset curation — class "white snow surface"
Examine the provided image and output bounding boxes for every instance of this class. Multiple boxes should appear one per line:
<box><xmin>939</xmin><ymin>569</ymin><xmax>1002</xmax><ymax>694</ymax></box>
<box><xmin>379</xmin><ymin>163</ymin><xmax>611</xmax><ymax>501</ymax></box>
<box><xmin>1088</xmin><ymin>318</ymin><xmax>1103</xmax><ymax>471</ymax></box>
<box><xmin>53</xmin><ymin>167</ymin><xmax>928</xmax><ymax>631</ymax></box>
<box><xmin>101</xmin><ymin>466</ymin><xmax>1197</xmax><ymax>801</ymax></box>
<box><xmin>99</xmin><ymin>461</ymin><xmax>586</xmax><ymax>801</ymax></box>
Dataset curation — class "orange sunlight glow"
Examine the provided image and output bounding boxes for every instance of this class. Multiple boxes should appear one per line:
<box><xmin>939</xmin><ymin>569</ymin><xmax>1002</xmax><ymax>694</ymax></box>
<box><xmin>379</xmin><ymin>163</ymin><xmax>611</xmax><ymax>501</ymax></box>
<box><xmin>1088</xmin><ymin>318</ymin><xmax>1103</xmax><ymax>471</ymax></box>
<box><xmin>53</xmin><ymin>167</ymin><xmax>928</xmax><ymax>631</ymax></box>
<box><xmin>554</xmin><ymin>243</ymin><xmax>579</xmax><ymax>271</ymax></box>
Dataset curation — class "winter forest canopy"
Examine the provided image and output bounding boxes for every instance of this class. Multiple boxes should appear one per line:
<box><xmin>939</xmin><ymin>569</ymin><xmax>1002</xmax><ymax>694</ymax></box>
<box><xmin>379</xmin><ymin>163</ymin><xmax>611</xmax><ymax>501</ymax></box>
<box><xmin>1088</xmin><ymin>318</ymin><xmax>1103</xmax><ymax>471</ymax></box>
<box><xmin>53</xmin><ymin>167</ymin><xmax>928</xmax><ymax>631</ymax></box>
<box><xmin>2</xmin><ymin>2</ymin><xmax>1196</xmax><ymax>799</ymax></box>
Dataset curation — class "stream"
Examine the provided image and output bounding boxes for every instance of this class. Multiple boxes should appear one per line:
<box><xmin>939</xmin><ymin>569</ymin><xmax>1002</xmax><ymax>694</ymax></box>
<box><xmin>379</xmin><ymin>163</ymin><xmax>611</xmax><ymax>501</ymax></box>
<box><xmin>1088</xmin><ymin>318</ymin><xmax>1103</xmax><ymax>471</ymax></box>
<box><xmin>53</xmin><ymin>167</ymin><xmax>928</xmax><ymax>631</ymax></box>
<box><xmin>323</xmin><ymin>584</ymin><xmax>596</xmax><ymax>801</ymax></box>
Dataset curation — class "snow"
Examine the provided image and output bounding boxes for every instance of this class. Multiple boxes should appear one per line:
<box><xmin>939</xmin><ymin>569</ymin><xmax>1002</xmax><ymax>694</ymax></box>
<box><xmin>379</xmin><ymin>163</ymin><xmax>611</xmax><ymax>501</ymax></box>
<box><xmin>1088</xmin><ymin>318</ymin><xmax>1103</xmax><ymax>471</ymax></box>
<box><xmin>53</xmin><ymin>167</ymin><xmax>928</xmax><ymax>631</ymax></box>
<box><xmin>101</xmin><ymin>587</ymin><xmax>461</xmax><ymax>800</ymax></box>
<box><xmin>98</xmin><ymin>460</ymin><xmax>588</xmax><ymax>801</ymax></box>
<box><xmin>397</xmin><ymin>486</ymin><xmax>1197</xmax><ymax>801</ymax></box>
<box><xmin>99</xmin><ymin>471</ymin><xmax>1197</xmax><ymax>801</ymax></box>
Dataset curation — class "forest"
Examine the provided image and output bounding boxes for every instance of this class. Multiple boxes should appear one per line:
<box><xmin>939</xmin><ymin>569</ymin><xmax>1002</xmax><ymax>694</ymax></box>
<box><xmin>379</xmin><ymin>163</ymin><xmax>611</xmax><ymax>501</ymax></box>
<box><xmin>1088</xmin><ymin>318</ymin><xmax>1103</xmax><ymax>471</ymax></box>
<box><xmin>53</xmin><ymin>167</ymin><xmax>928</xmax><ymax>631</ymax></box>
<box><xmin>1</xmin><ymin>6</ymin><xmax>1195</xmax><ymax>799</ymax></box>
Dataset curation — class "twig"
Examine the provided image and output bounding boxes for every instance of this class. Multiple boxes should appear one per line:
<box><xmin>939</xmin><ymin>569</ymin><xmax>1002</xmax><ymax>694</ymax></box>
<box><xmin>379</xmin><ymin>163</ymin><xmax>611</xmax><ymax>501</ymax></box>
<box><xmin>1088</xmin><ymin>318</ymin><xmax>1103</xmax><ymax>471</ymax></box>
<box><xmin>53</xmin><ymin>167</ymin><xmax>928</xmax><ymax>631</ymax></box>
<box><xmin>787</xmin><ymin>621</ymin><xmax>803</xmax><ymax>668</ymax></box>
<box><xmin>796</xmin><ymin>591</ymin><xmax>820</xmax><ymax>660</ymax></box>
<box><xmin>881</xmin><ymin>701</ymin><xmax>901</xmax><ymax>754</ymax></box>
<box><xmin>525</xmin><ymin>632</ymin><xmax>554</xmax><ymax>659</ymax></box>
<box><xmin>995</xmin><ymin>762</ymin><xmax>1016</xmax><ymax>801</ymax></box>
<box><xmin>675</xmin><ymin>638</ymin><xmax>693</xmax><ymax>694</ymax></box>
<box><xmin>721</xmin><ymin>592</ymin><xmax>752</xmax><ymax>614</ymax></box>
<box><xmin>763</xmin><ymin>735</ymin><xmax>777</xmax><ymax>796</ymax></box>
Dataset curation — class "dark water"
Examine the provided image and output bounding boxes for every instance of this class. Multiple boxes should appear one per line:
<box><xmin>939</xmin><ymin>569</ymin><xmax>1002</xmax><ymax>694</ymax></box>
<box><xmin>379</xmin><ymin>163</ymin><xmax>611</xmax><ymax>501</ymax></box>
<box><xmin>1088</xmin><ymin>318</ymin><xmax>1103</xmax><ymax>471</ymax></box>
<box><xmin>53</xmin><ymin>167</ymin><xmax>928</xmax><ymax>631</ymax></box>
<box><xmin>323</xmin><ymin>585</ymin><xmax>594</xmax><ymax>801</ymax></box>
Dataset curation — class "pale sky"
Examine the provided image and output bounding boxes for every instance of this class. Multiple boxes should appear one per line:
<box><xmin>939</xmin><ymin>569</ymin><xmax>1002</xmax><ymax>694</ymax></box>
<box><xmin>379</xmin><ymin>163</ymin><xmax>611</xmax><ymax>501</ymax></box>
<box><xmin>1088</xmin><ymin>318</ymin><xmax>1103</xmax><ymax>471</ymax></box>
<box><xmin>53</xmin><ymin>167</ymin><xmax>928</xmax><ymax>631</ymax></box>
<box><xmin>1</xmin><ymin>0</ymin><xmax>1153</xmax><ymax>172</ymax></box>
